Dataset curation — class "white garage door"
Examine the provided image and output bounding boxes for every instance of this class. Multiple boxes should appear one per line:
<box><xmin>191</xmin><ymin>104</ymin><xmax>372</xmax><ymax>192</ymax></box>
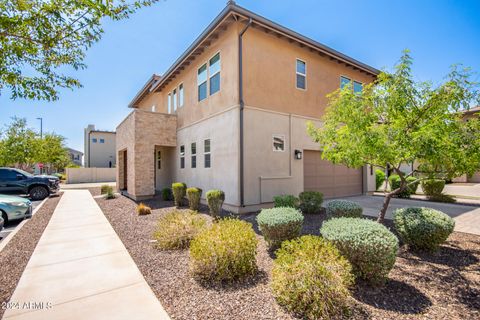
<box><xmin>304</xmin><ymin>150</ymin><xmax>363</xmax><ymax>198</ymax></box>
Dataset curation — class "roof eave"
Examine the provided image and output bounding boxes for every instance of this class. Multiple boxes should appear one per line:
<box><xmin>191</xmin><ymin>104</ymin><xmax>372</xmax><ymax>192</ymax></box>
<box><xmin>128</xmin><ymin>74</ymin><xmax>161</xmax><ymax>108</ymax></box>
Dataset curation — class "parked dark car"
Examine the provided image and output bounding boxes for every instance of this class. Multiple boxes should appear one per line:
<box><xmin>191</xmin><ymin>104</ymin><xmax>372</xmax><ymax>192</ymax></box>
<box><xmin>0</xmin><ymin>214</ymin><xmax>3</xmax><ymax>231</ymax></box>
<box><xmin>0</xmin><ymin>167</ymin><xmax>59</xmax><ymax>200</ymax></box>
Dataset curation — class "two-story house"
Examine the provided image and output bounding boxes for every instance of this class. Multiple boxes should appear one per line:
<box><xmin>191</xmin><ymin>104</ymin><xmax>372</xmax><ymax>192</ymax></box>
<box><xmin>116</xmin><ymin>1</ymin><xmax>380</xmax><ymax>213</ymax></box>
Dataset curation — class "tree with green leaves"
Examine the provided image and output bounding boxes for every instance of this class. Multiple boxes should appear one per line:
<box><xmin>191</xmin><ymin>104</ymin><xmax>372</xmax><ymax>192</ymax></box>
<box><xmin>1</xmin><ymin>0</ymin><xmax>157</xmax><ymax>101</ymax></box>
<box><xmin>36</xmin><ymin>133</ymin><xmax>70</xmax><ymax>173</ymax></box>
<box><xmin>307</xmin><ymin>51</ymin><xmax>480</xmax><ymax>222</ymax></box>
<box><xmin>0</xmin><ymin>117</ymin><xmax>40</xmax><ymax>170</ymax></box>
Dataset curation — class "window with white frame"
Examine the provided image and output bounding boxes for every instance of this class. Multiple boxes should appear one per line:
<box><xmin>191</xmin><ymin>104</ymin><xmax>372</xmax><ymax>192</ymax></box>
<box><xmin>168</xmin><ymin>93</ymin><xmax>172</xmax><ymax>113</ymax></box>
<box><xmin>353</xmin><ymin>81</ymin><xmax>363</xmax><ymax>94</ymax></box>
<box><xmin>100</xmin><ymin>138</ymin><xmax>105</xmax><ymax>143</ymax></box>
<box><xmin>180</xmin><ymin>145</ymin><xmax>185</xmax><ymax>169</ymax></box>
<box><xmin>340</xmin><ymin>76</ymin><xmax>351</xmax><ymax>89</ymax></box>
<box><xmin>296</xmin><ymin>59</ymin><xmax>306</xmax><ymax>89</ymax></box>
<box><xmin>209</xmin><ymin>53</ymin><xmax>221</xmax><ymax>95</ymax></box>
<box><xmin>198</xmin><ymin>64</ymin><xmax>207</xmax><ymax>101</ymax></box>
<box><xmin>204</xmin><ymin>139</ymin><xmax>211</xmax><ymax>168</ymax></box>
<box><xmin>273</xmin><ymin>134</ymin><xmax>285</xmax><ymax>152</ymax></box>
<box><xmin>151</xmin><ymin>104</ymin><xmax>156</xmax><ymax>112</ymax></box>
<box><xmin>92</xmin><ymin>138</ymin><xmax>97</xmax><ymax>143</ymax></box>
<box><xmin>191</xmin><ymin>142</ymin><xmax>196</xmax><ymax>168</ymax></box>
<box><xmin>173</xmin><ymin>88</ymin><xmax>177</xmax><ymax>112</ymax></box>
<box><xmin>157</xmin><ymin>150</ymin><xmax>161</xmax><ymax>169</ymax></box>
<box><xmin>179</xmin><ymin>83</ymin><xmax>184</xmax><ymax>107</ymax></box>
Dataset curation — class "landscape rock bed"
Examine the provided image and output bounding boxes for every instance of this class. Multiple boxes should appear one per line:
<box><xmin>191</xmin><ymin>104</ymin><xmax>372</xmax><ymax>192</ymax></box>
<box><xmin>96</xmin><ymin>192</ymin><xmax>480</xmax><ymax>320</ymax></box>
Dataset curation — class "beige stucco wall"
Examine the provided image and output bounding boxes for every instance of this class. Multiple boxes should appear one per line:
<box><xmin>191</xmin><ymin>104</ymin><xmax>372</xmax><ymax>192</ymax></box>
<box><xmin>66</xmin><ymin>168</ymin><xmax>116</xmax><ymax>184</ymax></box>
<box><xmin>174</xmin><ymin>106</ymin><xmax>240</xmax><ymax>206</ymax></box>
<box><xmin>136</xmin><ymin>22</ymin><xmax>240</xmax><ymax>129</ymax></box>
<box><xmin>87</xmin><ymin>132</ymin><xmax>116</xmax><ymax>168</ymax></box>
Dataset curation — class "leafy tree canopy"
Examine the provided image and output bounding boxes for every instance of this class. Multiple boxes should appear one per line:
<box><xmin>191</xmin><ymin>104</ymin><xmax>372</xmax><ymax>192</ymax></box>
<box><xmin>0</xmin><ymin>0</ymin><xmax>157</xmax><ymax>101</ymax></box>
<box><xmin>307</xmin><ymin>50</ymin><xmax>480</xmax><ymax>221</ymax></box>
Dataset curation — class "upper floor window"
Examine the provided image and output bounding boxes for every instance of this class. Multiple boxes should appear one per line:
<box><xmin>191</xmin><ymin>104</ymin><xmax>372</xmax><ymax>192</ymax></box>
<box><xmin>273</xmin><ymin>134</ymin><xmax>285</xmax><ymax>152</ymax></box>
<box><xmin>209</xmin><ymin>53</ymin><xmax>221</xmax><ymax>95</ymax></box>
<box><xmin>179</xmin><ymin>83</ymin><xmax>184</xmax><ymax>107</ymax></box>
<box><xmin>198</xmin><ymin>64</ymin><xmax>207</xmax><ymax>101</ymax></box>
<box><xmin>173</xmin><ymin>88</ymin><xmax>177</xmax><ymax>112</ymax></box>
<box><xmin>92</xmin><ymin>138</ymin><xmax>97</xmax><ymax>143</ymax></box>
<box><xmin>204</xmin><ymin>139</ymin><xmax>211</xmax><ymax>168</ymax></box>
<box><xmin>340</xmin><ymin>76</ymin><xmax>351</xmax><ymax>89</ymax></box>
<box><xmin>168</xmin><ymin>93</ymin><xmax>172</xmax><ymax>113</ymax></box>
<box><xmin>100</xmin><ymin>139</ymin><xmax>105</xmax><ymax>143</ymax></box>
<box><xmin>353</xmin><ymin>81</ymin><xmax>363</xmax><ymax>94</ymax></box>
<box><xmin>296</xmin><ymin>59</ymin><xmax>306</xmax><ymax>89</ymax></box>
<box><xmin>180</xmin><ymin>145</ymin><xmax>185</xmax><ymax>169</ymax></box>
<box><xmin>191</xmin><ymin>142</ymin><xmax>197</xmax><ymax>168</ymax></box>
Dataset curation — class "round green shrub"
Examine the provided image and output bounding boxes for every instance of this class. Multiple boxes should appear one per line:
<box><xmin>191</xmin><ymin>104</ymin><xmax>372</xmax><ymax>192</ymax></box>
<box><xmin>186</xmin><ymin>187</ymin><xmax>202</xmax><ymax>211</ymax></box>
<box><xmin>206</xmin><ymin>189</ymin><xmax>225</xmax><ymax>218</ymax></box>
<box><xmin>101</xmin><ymin>184</ymin><xmax>112</xmax><ymax>195</ymax></box>
<box><xmin>172</xmin><ymin>182</ymin><xmax>187</xmax><ymax>207</ymax></box>
<box><xmin>421</xmin><ymin>179</ymin><xmax>446</xmax><ymax>196</ymax></box>
<box><xmin>189</xmin><ymin>218</ymin><xmax>258</xmax><ymax>281</ymax></box>
<box><xmin>320</xmin><ymin>218</ymin><xmax>399</xmax><ymax>285</ymax></box>
<box><xmin>375</xmin><ymin>169</ymin><xmax>386</xmax><ymax>190</ymax></box>
<box><xmin>298</xmin><ymin>191</ymin><xmax>323</xmax><ymax>214</ymax></box>
<box><xmin>273</xmin><ymin>195</ymin><xmax>299</xmax><ymax>208</ymax></box>
<box><xmin>256</xmin><ymin>207</ymin><xmax>304</xmax><ymax>249</ymax></box>
<box><xmin>161</xmin><ymin>187</ymin><xmax>173</xmax><ymax>201</ymax></box>
<box><xmin>326</xmin><ymin>200</ymin><xmax>363</xmax><ymax>218</ymax></box>
<box><xmin>153</xmin><ymin>210</ymin><xmax>207</xmax><ymax>250</ymax></box>
<box><xmin>272</xmin><ymin>235</ymin><xmax>354</xmax><ymax>319</ymax></box>
<box><xmin>393</xmin><ymin>207</ymin><xmax>455</xmax><ymax>251</ymax></box>
<box><xmin>388</xmin><ymin>175</ymin><xmax>419</xmax><ymax>198</ymax></box>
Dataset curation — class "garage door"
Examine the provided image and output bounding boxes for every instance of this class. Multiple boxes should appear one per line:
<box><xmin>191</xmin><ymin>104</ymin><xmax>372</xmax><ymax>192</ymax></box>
<box><xmin>304</xmin><ymin>150</ymin><xmax>363</xmax><ymax>198</ymax></box>
<box><xmin>468</xmin><ymin>171</ymin><xmax>480</xmax><ymax>183</ymax></box>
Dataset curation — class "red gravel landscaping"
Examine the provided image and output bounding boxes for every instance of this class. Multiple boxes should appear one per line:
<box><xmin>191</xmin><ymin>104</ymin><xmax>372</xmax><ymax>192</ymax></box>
<box><xmin>95</xmin><ymin>191</ymin><xmax>480</xmax><ymax>320</ymax></box>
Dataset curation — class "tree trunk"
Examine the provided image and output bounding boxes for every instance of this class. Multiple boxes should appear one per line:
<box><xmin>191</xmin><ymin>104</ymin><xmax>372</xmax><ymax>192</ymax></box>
<box><xmin>377</xmin><ymin>192</ymin><xmax>394</xmax><ymax>223</ymax></box>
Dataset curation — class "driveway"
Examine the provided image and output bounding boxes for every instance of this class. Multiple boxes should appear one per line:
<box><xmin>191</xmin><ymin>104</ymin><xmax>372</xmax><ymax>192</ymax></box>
<box><xmin>443</xmin><ymin>183</ymin><xmax>480</xmax><ymax>199</ymax></box>
<box><xmin>326</xmin><ymin>195</ymin><xmax>480</xmax><ymax>235</ymax></box>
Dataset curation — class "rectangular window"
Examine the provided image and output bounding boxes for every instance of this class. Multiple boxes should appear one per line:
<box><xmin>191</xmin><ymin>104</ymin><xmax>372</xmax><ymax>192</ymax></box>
<box><xmin>167</xmin><ymin>93</ymin><xmax>172</xmax><ymax>113</ymax></box>
<box><xmin>204</xmin><ymin>139</ymin><xmax>211</xmax><ymax>168</ymax></box>
<box><xmin>353</xmin><ymin>81</ymin><xmax>363</xmax><ymax>94</ymax></box>
<box><xmin>340</xmin><ymin>76</ymin><xmax>351</xmax><ymax>89</ymax></box>
<box><xmin>92</xmin><ymin>138</ymin><xmax>97</xmax><ymax>143</ymax></box>
<box><xmin>209</xmin><ymin>53</ymin><xmax>221</xmax><ymax>95</ymax></box>
<box><xmin>179</xmin><ymin>83</ymin><xmax>184</xmax><ymax>107</ymax></box>
<box><xmin>180</xmin><ymin>145</ymin><xmax>185</xmax><ymax>169</ymax></box>
<box><xmin>100</xmin><ymin>139</ymin><xmax>105</xmax><ymax>143</ymax></box>
<box><xmin>296</xmin><ymin>59</ymin><xmax>306</xmax><ymax>89</ymax></box>
<box><xmin>157</xmin><ymin>151</ymin><xmax>161</xmax><ymax>170</ymax></box>
<box><xmin>173</xmin><ymin>88</ymin><xmax>177</xmax><ymax>112</ymax></box>
<box><xmin>198</xmin><ymin>64</ymin><xmax>207</xmax><ymax>101</ymax></box>
<box><xmin>273</xmin><ymin>134</ymin><xmax>285</xmax><ymax>152</ymax></box>
<box><xmin>191</xmin><ymin>142</ymin><xmax>197</xmax><ymax>168</ymax></box>
<box><xmin>151</xmin><ymin>105</ymin><xmax>156</xmax><ymax>112</ymax></box>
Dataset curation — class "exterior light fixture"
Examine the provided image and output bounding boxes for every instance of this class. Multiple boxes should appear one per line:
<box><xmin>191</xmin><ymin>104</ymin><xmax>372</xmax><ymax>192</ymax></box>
<box><xmin>294</xmin><ymin>150</ymin><xmax>303</xmax><ymax>160</ymax></box>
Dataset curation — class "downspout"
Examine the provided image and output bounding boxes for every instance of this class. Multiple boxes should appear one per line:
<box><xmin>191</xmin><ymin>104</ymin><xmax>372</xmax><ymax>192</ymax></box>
<box><xmin>239</xmin><ymin>17</ymin><xmax>252</xmax><ymax>207</ymax></box>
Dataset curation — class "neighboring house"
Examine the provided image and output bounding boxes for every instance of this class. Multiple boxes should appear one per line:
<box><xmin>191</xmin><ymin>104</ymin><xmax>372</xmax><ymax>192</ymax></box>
<box><xmin>84</xmin><ymin>125</ymin><xmax>116</xmax><ymax>168</ymax></box>
<box><xmin>67</xmin><ymin>147</ymin><xmax>83</xmax><ymax>166</ymax></box>
<box><xmin>116</xmin><ymin>1</ymin><xmax>379</xmax><ymax>213</ymax></box>
<box><xmin>453</xmin><ymin>106</ymin><xmax>480</xmax><ymax>183</ymax></box>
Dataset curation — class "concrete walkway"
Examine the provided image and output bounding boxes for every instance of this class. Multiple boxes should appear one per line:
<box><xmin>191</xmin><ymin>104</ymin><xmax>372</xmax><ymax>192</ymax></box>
<box><xmin>60</xmin><ymin>182</ymin><xmax>116</xmax><ymax>190</ymax></box>
<box><xmin>3</xmin><ymin>190</ymin><xmax>169</xmax><ymax>320</ymax></box>
<box><xmin>327</xmin><ymin>195</ymin><xmax>480</xmax><ymax>235</ymax></box>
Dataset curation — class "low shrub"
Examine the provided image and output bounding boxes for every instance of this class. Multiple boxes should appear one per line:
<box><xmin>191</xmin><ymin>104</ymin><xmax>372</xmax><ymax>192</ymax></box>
<box><xmin>375</xmin><ymin>169</ymin><xmax>386</xmax><ymax>190</ymax></box>
<box><xmin>320</xmin><ymin>218</ymin><xmax>398</xmax><ymax>285</ymax></box>
<box><xmin>256</xmin><ymin>207</ymin><xmax>304</xmax><ymax>249</ymax></box>
<box><xmin>206</xmin><ymin>189</ymin><xmax>225</xmax><ymax>218</ymax></box>
<box><xmin>273</xmin><ymin>195</ymin><xmax>299</xmax><ymax>208</ymax></box>
<box><xmin>137</xmin><ymin>203</ymin><xmax>151</xmax><ymax>215</ymax></box>
<box><xmin>388</xmin><ymin>175</ymin><xmax>419</xmax><ymax>198</ymax></box>
<box><xmin>186</xmin><ymin>187</ymin><xmax>202</xmax><ymax>211</ymax></box>
<box><xmin>161</xmin><ymin>187</ymin><xmax>173</xmax><ymax>201</ymax></box>
<box><xmin>153</xmin><ymin>210</ymin><xmax>207</xmax><ymax>250</ymax></box>
<box><xmin>189</xmin><ymin>218</ymin><xmax>258</xmax><ymax>281</ymax></box>
<box><xmin>298</xmin><ymin>191</ymin><xmax>323</xmax><ymax>214</ymax></box>
<box><xmin>105</xmin><ymin>187</ymin><xmax>115</xmax><ymax>199</ymax></box>
<box><xmin>326</xmin><ymin>200</ymin><xmax>362</xmax><ymax>218</ymax></box>
<box><xmin>393</xmin><ymin>207</ymin><xmax>455</xmax><ymax>251</ymax></box>
<box><xmin>172</xmin><ymin>182</ymin><xmax>187</xmax><ymax>207</ymax></box>
<box><xmin>101</xmin><ymin>184</ymin><xmax>112</xmax><ymax>195</ymax></box>
<box><xmin>421</xmin><ymin>179</ymin><xmax>446</xmax><ymax>196</ymax></box>
<box><xmin>272</xmin><ymin>235</ymin><xmax>354</xmax><ymax>319</ymax></box>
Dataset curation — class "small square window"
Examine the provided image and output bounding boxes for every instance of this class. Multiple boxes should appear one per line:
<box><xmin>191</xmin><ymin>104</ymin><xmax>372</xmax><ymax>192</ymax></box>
<box><xmin>340</xmin><ymin>76</ymin><xmax>351</xmax><ymax>89</ymax></box>
<box><xmin>273</xmin><ymin>134</ymin><xmax>285</xmax><ymax>152</ymax></box>
<box><xmin>92</xmin><ymin>138</ymin><xmax>97</xmax><ymax>143</ymax></box>
<box><xmin>100</xmin><ymin>139</ymin><xmax>105</xmax><ymax>143</ymax></box>
<box><xmin>353</xmin><ymin>81</ymin><xmax>363</xmax><ymax>94</ymax></box>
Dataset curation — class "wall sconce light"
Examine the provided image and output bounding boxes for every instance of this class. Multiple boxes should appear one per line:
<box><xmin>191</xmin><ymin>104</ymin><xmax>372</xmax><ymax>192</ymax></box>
<box><xmin>294</xmin><ymin>149</ymin><xmax>303</xmax><ymax>160</ymax></box>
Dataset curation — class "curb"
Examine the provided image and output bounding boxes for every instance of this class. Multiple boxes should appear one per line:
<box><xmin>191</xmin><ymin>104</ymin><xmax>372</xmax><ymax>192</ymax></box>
<box><xmin>0</xmin><ymin>197</ymin><xmax>48</xmax><ymax>253</ymax></box>
<box><xmin>371</xmin><ymin>193</ymin><xmax>480</xmax><ymax>207</ymax></box>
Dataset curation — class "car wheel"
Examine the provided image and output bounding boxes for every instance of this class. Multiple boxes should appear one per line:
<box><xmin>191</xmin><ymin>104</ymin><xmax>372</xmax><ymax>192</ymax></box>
<box><xmin>1</xmin><ymin>211</ymin><xmax>7</xmax><ymax>225</ymax></box>
<box><xmin>30</xmin><ymin>186</ymin><xmax>49</xmax><ymax>201</ymax></box>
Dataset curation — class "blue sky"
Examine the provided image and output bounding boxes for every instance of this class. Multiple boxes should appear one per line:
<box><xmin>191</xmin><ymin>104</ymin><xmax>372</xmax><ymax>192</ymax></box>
<box><xmin>1</xmin><ymin>0</ymin><xmax>479</xmax><ymax>153</ymax></box>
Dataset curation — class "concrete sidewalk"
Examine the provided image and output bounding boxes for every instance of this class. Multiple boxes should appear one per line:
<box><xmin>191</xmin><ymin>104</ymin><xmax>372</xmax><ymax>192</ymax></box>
<box><xmin>3</xmin><ymin>190</ymin><xmax>169</xmax><ymax>320</ymax></box>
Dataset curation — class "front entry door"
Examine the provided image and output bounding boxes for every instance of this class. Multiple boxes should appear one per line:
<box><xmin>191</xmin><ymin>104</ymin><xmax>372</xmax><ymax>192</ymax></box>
<box><xmin>123</xmin><ymin>151</ymin><xmax>128</xmax><ymax>190</ymax></box>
